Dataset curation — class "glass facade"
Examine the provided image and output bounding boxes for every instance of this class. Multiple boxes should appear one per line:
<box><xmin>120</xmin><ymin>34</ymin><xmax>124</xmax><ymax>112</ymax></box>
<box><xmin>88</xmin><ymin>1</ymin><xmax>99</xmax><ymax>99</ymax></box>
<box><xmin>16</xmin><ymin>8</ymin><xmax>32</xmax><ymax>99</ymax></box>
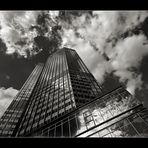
<box><xmin>26</xmin><ymin>87</ymin><xmax>148</xmax><ymax>138</ymax></box>
<box><xmin>0</xmin><ymin>47</ymin><xmax>148</xmax><ymax>137</ymax></box>
<box><xmin>65</xmin><ymin>48</ymin><xmax>102</xmax><ymax>107</ymax></box>
<box><xmin>15</xmin><ymin>48</ymin><xmax>103</xmax><ymax>136</ymax></box>
<box><xmin>0</xmin><ymin>64</ymin><xmax>43</xmax><ymax>136</ymax></box>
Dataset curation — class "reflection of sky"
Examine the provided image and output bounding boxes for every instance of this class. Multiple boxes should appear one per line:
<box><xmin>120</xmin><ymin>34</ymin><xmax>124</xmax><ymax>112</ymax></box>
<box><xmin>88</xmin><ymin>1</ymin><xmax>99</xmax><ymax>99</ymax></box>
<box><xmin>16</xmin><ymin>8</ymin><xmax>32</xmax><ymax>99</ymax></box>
<box><xmin>31</xmin><ymin>87</ymin><xmax>148</xmax><ymax>138</ymax></box>
<box><xmin>76</xmin><ymin>88</ymin><xmax>141</xmax><ymax>137</ymax></box>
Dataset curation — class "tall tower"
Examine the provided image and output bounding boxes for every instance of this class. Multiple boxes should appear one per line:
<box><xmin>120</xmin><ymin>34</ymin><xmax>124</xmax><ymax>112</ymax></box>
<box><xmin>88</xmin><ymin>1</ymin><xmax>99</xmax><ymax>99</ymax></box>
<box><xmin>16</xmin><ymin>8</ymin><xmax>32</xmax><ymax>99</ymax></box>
<box><xmin>0</xmin><ymin>63</ymin><xmax>43</xmax><ymax>136</ymax></box>
<box><xmin>15</xmin><ymin>47</ymin><xmax>103</xmax><ymax>136</ymax></box>
<box><xmin>0</xmin><ymin>47</ymin><xmax>148</xmax><ymax>137</ymax></box>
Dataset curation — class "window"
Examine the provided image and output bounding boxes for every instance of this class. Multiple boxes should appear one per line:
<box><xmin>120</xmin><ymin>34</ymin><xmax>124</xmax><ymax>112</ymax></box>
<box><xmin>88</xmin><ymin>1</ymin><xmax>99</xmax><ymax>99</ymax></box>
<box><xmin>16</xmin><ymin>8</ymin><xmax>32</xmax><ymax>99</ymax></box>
<box><xmin>98</xmin><ymin>128</ymin><xmax>110</xmax><ymax>137</ymax></box>
<box><xmin>47</xmin><ymin>108</ymin><xmax>52</xmax><ymax>113</ymax></box>
<box><xmin>86</xmin><ymin>121</ymin><xmax>95</xmax><ymax>129</ymax></box>
<box><xmin>120</xmin><ymin>124</ymin><xmax>139</xmax><ymax>137</ymax></box>
<box><xmin>39</xmin><ymin>119</ymin><xmax>44</xmax><ymax>125</ymax></box>
<box><xmin>42</xmin><ymin>130</ymin><xmax>48</xmax><ymax>136</ymax></box>
<box><xmin>59</xmin><ymin>108</ymin><xmax>65</xmax><ymax>114</ymax></box>
<box><xmin>83</xmin><ymin>111</ymin><xmax>91</xmax><ymax>117</ymax></box>
<box><xmin>49</xmin><ymin>127</ymin><xmax>55</xmax><ymax>137</ymax></box>
<box><xmin>53</xmin><ymin>105</ymin><xmax>58</xmax><ymax>110</ymax></box>
<box><xmin>130</xmin><ymin>116</ymin><xmax>148</xmax><ymax>136</ymax></box>
<box><xmin>45</xmin><ymin>115</ymin><xmax>51</xmax><ymax>121</ymax></box>
<box><xmin>52</xmin><ymin>112</ymin><xmax>58</xmax><ymax>118</ymax></box>
<box><xmin>69</xmin><ymin>117</ymin><xmax>77</xmax><ymax>137</ymax></box>
<box><xmin>66</xmin><ymin>105</ymin><xmax>72</xmax><ymax>111</ymax></box>
<box><xmin>63</xmin><ymin>121</ymin><xmax>70</xmax><ymax>137</ymax></box>
<box><xmin>35</xmin><ymin>115</ymin><xmax>40</xmax><ymax>120</ymax></box>
<box><xmin>32</xmin><ymin>122</ymin><xmax>38</xmax><ymax>128</ymax></box>
<box><xmin>55</xmin><ymin>125</ymin><xmax>62</xmax><ymax>137</ymax></box>
<box><xmin>26</xmin><ymin>126</ymin><xmax>31</xmax><ymax>131</ymax></box>
<box><xmin>59</xmin><ymin>102</ymin><xmax>64</xmax><ymax>107</ymax></box>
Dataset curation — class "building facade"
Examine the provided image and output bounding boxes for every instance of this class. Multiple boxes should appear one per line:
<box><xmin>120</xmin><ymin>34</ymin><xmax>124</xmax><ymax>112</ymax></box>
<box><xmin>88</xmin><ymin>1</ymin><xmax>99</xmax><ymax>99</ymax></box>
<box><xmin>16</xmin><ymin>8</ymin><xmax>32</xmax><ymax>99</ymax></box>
<box><xmin>0</xmin><ymin>47</ymin><xmax>148</xmax><ymax>137</ymax></box>
<box><xmin>0</xmin><ymin>63</ymin><xmax>43</xmax><ymax>136</ymax></box>
<box><xmin>15</xmin><ymin>48</ymin><xmax>103</xmax><ymax>136</ymax></box>
<box><xmin>29</xmin><ymin>86</ymin><xmax>148</xmax><ymax>137</ymax></box>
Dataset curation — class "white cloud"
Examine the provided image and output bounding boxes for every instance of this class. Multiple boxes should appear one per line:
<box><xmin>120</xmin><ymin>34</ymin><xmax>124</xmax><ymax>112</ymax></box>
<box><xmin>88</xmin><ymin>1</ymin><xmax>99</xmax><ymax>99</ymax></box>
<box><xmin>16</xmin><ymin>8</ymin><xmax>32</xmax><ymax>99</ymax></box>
<box><xmin>61</xmin><ymin>11</ymin><xmax>148</xmax><ymax>96</ymax></box>
<box><xmin>126</xmin><ymin>74</ymin><xmax>143</xmax><ymax>95</ymax></box>
<box><xmin>48</xmin><ymin>11</ymin><xmax>59</xmax><ymax>21</ymax></box>
<box><xmin>0</xmin><ymin>11</ymin><xmax>40</xmax><ymax>55</ymax></box>
<box><xmin>0</xmin><ymin>87</ymin><xmax>18</xmax><ymax>117</ymax></box>
<box><xmin>0</xmin><ymin>11</ymin><xmax>148</xmax><ymax>102</ymax></box>
<box><xmin>110</xmin><ymin>34</ymin><xmax>148</xmax><ymax>95</ymax></box>
<box><xmin>111</xmin><ymin>35</ymin><xmax>148</xmax><ymax>70</ymax></box>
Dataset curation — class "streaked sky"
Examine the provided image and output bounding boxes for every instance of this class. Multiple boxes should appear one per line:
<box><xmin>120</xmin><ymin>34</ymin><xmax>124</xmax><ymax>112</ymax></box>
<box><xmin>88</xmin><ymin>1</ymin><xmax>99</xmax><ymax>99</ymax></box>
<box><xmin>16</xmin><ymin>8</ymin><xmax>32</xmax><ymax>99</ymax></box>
<box><xmin>0</xmin><ymin>11</ymin><xmax>148</xmax><ymax>117</ymax></box>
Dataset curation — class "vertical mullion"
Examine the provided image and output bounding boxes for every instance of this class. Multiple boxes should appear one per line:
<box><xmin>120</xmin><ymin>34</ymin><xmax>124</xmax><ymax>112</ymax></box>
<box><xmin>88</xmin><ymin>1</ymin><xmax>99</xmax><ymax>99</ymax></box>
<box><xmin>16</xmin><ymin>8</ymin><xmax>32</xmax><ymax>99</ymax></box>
<box><xmin>22</xmin><ymin>65</ymin><xmax>43</xmax><ymax>134</ymax></box>
<box><xmin>64</xmin><ymin>50</ymin><xmax>73</xmax><ymax>112</ymax></box>
<box><xmin>68</xmin><ymin>117</ymin><xmax>71</xmax><ymax>137</ymax></box>
<box><xmin>14</xmin><ymin>65</ymin><xmax>43</xmax><ymax>136</ymax></box>
<box><xmin>127</xmin><ymin>118</ymin><xmax>140</xmax><ymax>136</ymax></box>
<box><xmin>44</xmin><ymin>57</ymin><xmax>54</xmax><ymax>122</ymax></box>
<box><xmin>61</xmin><ymin>121</ymin><xmax>63</xmax><ymax>137</ymax></box>
<box><xmin>51</xmin><ymin>55</ymin><xmax>58</xmax><ymax>119</ymax></box>
<box><xmin>49</xmin><ymin>55</ymin><xmax>56</xmax><ymax>120</ymax></box>
<box><xmin>1</xmin><ymin>65</ymin><xmax>42</xmax><ymax>135</ymax></box>
<box><xmin>57</xmin><ymin>54</ymin><xmax>61</xmax><ymax>116</ymax></box>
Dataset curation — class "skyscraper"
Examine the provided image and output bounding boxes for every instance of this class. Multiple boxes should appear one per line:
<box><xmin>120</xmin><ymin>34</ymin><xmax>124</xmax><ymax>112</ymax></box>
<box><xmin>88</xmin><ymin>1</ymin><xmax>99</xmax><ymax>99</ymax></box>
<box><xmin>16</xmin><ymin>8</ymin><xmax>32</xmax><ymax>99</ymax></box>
<box><xmin>0</xmin><ymin>47</ymin><xmax>148</xmax><ymax>137</ymax></box>
<box><xmin>0</xmin><ymin>63</ymin><xmax>43</xmax><ymax>136</ymax></box>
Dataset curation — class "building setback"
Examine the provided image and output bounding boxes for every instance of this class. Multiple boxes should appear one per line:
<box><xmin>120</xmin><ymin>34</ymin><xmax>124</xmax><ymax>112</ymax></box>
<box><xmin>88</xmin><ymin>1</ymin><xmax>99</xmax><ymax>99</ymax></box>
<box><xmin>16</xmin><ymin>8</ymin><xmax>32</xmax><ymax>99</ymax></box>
<box><xmin>0</xmin><ymin>47</ymin><xmax>148</xmax><ymax>137</ymax></box>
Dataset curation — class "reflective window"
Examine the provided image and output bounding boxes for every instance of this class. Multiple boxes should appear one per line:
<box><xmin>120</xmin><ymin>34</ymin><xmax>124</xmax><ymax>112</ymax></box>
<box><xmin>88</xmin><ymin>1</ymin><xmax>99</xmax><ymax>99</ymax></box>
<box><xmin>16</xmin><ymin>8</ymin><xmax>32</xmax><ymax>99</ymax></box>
<box><xmin>63</xmin><ymin>121</ymin><xmax>70</xmax><ymax>137</ymax></box>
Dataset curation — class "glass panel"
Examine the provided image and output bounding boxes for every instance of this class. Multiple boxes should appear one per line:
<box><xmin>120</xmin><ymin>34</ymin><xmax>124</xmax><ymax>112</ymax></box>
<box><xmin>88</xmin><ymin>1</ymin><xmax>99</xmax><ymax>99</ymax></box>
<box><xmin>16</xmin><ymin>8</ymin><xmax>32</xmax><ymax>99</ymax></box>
<box><xmin>89</xmin><ymin>133</ymin><xmax>100</xmax><ymax>137</ymax></box>
<box><xmin>120</xmin><ymin>124</ymin><xmax>138</xmax><ymax>137</ymax></box>
<box><xmin>108</xmin><ymin>120</ymin><xmax>129</xmax><ymax>137</ymax></box>
<box><xmin>103</xmin><ymin>133</ymin><xmax>113</xmax><ymax>137</ymax></box>
<box><xmin>69</xmin><ymin>117</ymin><xmax>78</xmax><ymax>137</ymax></box>
<box><xmin>85</xmin><ymin>116</ymin><xmax>93</xmax><ymax>123</ymax></box>
<box><xmin>83</xmin><ymin>111</ymin><xmax>91</xmax><ymax>117</ymax></box>
<box><xmin>107</xmin><ymin>104</ymin><xmax>119</xmax><ymax>116</ymax></box>
<box><xmin>42</xmin><ymin>131</ymin><xmax>48</xmax><ymax>137</ymax></box>
<box><xmin>111</xmin><ymin>130</ymin><xmax>123</xmax><ymax>137</ymax></box>
<box><xmin>131</xmin><ymin>116</ymin><xmax>148</xmax><ymax>137</ymax></box>
<box><xmin>55</xmin><ymin>125</ymin><xmax>62</xmax><ymax>137</ymax></box>
<box><xmin>76</xmin><ymin>112</ymin><xmax>87</xmax><ymax>134</ymax></box>
<box><xmin>49</xmin><ymin>128</ymin><xmax>55</xmax><ymax>137</ymax></box>
<box><xmin>98</xmin><ymin>128</ymin><xmax>110</xmax><ymax>137</ymax></box>
<box><xmin>86</xmin><ymin>121</ymin><xmax>95</xmax><ymax>129</ymax></box>
<box><xmin>63</xmin><ymin>121</ymin><xmax>70</xmax><ymax>137</ymax></box>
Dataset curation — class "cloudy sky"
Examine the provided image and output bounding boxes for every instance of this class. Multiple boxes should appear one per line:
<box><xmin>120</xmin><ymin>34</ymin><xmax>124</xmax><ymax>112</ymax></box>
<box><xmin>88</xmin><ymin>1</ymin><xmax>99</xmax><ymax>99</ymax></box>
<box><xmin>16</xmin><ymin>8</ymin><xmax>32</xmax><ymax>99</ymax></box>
<box><xmin>0</xmin><ymin>10</ymin><xmax>148</xmax><ymax>117</ymax></box>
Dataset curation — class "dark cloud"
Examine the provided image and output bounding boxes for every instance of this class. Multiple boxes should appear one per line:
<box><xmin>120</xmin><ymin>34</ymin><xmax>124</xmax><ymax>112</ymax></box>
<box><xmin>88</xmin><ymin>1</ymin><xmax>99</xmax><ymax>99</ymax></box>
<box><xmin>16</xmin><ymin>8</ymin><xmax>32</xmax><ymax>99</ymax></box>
<box><xmin>15</xmin><ymin>38</ymin><xmax>27</xmax><ymax>47</ymax></box>
<box><xmin>1</xmin><ymin>11</ymin><xmax>148</xmax><ymax>105</ymax></box>
<box><xmin>139</xmin><ymin>54</ymin><xmax>148</xmax><ymax>84</ymax></box>
<box><xmin>135</xmin><ymin>54</ymin><xmax>148</xmax><ymax>108</ymax></box>
<box><xmin>28</xmin><ymin>11</ymin><xmax>63</xmax><ymax>62</ymax></box>
<box><xmin>58</xmin><ymin>10</ymin><xmax>93</xmax><ymax>25</ymax></box>
<box><xmin>115</xmin><ymin>16</ymin><xmax>148</xmax><ymax>41</ymax></box>
<box><xmin>101</xmin><ymin>73</ymin><xmax>121</xmax><ymax>93</ymax></box>
<box><xmin>30</xmin><ymin>11</ymin><xmax>55</xmax><ymax>36</ymax></box>
<box><xmin>0</xmin><ymin>38</ymin><xmax>7</xmax><ymax>54</ymax></box>
<box><xmin>0</xmin><ymin>11</ymin><xmax>64</xmax><ymax>89</ymax></box>
<box><xmin>141</xmin><ymin>17</ymin><xmax>148</xmax><ymax>39</ymax></box>
<box><xmin>0</xmin><ymin>53</ymin><xmax>35</xmax><ymax>89</ymax></box>
<box><xmin>117</xmin><ymin>13</ymin><xmax>126</xmax><ymax>25</ymax></box>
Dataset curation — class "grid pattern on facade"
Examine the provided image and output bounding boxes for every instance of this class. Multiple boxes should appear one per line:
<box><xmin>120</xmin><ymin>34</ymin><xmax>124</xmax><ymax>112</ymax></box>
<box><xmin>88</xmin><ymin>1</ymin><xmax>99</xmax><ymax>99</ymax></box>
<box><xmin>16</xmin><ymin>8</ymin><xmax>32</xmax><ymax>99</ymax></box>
<box><xmin>87</xmin><ymin>107</ymin><xmax>148</xmax><ymax>137</ymax></box>
<box><xmin>0</xmin><ymin>64</ymin><xmax>43</xmax><ymax>136</ymax></box>
<box><xmin>29</xmin><ymin>87</ymin><xmax>146</xmax><ymax>137</ymax></box>
<box><xmin>64</xmin><ymin>48</ymin><xmax>102</xmax><ymax>107</ymax></box>
<box><xmin>16</xmin><ymin>49</ymin><xmax>77</xmax><ymax>136</ymax></box>
<box><xmin>1</xmin><ymin>47</ymin><xmax>147</xmax><ymax>138</ymax></box>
